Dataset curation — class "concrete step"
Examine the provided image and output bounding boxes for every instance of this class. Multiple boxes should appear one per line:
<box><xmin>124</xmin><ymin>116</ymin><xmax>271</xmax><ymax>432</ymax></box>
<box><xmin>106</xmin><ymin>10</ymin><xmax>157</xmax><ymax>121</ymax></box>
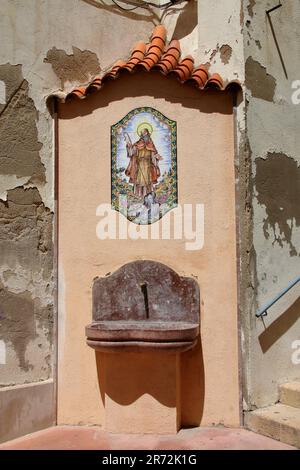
<box><xmin>245</xmin><ymin>403</ymin><xmax>300</xmax><ymax>448</ymax></box>
<box><xmin>280</xmin><ymin>382</ymin><xmax>300</xmax><ymax>409</ymax></box>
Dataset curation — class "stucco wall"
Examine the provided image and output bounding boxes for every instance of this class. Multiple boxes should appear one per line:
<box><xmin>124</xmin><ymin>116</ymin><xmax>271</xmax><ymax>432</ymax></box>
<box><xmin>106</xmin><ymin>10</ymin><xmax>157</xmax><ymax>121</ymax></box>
<box><xmin>0</xmin><ymin>0</ymin><xmax>168</xmax><ymax>442</ymax></box>
<box><xmin>1</xmin><ymin>0</ymin><xmax>228</xmax><ymax>441</ymax></box>
<box><xmin>241</xmin><ymin>0</ymin><xmax>300</xmax><ymax>409</ymax></box>
<box><xmin>57</xmin><ymin>72</ymin><xmax>240</xmax><ymax>429</ymax></box>
<box><xmin>196</xmin><ymin>0</ymin><xmax>300</xmax><ymax>411</ymax></box>
<box><xmin>1</xmin><ymin>0</ymin><xmax>299</xmax><ymax>442</ymax></box>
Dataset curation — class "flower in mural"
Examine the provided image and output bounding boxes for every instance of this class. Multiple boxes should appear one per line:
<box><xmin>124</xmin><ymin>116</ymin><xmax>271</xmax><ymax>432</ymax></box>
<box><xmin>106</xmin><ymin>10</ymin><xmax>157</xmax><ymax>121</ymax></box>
<box><xmin>111</xmin><ymin>107</ymin><xmax>177</xmax><ymax>225</ymax></box>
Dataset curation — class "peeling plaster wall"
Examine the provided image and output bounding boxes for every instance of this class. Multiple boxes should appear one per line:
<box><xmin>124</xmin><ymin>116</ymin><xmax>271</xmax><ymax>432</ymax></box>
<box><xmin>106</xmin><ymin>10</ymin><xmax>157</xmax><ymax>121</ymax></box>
<box><xmin>242</xmin><ymin>0</ymin><xmax>300</xmax><ymax>409</ymax></box>
<box><xmin>196</xmin><ymin>0</ymin><xmax>300</xmax><ymax>411</ymax></box>
<box><xmin>1</xmin><ymin>0</ymin><xmax>299</xmax><ymax>439</ymax></box>
<box><xmin>0</xmin><ymin>0</ymin><xmax>181</xmax><ymax>442</ymax></box>
<box><xmin>0</xmin><ymin>187</ymin><xmax>53</xmax><ymax>379</ymax></box>
<box><xmin>197</xmin><ymin>0</ymin><xmax>245</xmax><ymax>83</ymax></box>
<box><xmin>0</xmin><ymin>0</ymin><xmax>203</xmax><ymax>441</ymax></box>
<box><xmin>197</xmin><ymin>0</ymin><xmax>247</xmax><ymax>415</ymax></box>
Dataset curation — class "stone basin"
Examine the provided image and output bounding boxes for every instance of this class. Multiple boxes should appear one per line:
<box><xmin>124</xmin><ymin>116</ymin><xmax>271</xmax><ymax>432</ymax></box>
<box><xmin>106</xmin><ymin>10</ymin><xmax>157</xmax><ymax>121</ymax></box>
<box><xmin>86</xmin><ymin>320</ymin><xmax>199</xmax><ymax>352</ymax></box>
<box><xmin>85</xmin><ymin>260</ymin><xmax>200</xmax><ymax>354</ymax></box>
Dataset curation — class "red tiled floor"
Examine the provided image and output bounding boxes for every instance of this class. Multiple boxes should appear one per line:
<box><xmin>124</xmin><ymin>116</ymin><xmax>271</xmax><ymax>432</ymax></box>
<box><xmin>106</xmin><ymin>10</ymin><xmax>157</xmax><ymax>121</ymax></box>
<box><xmin>0</xmin><ymin>426</ymin><xmax>296</xmax><ymax>450</ymax></box>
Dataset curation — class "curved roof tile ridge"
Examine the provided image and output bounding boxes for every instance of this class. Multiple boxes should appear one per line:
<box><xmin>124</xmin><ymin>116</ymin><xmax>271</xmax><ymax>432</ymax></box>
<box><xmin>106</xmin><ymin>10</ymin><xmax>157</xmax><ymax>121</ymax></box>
<box><xmin>49</xmin><ymin>25</ymin><xmax>240</xmax><ymax>103</ymax></box>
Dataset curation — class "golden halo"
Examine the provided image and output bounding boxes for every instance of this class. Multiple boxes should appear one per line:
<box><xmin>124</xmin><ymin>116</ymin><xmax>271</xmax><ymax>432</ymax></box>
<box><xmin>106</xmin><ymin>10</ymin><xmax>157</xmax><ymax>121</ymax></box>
<box><xmin>137</xmin><ymin>122</ymin><xmax>153</xmax><ymax>136</ymax></box>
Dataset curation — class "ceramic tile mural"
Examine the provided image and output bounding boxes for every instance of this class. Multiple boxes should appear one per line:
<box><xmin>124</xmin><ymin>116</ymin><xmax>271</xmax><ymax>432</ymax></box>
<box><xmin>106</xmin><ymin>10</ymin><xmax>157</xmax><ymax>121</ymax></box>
<box><xmin>111</xmin><ymin>107</ymin><xmax>177</xmax><ymax>225</ymax></box>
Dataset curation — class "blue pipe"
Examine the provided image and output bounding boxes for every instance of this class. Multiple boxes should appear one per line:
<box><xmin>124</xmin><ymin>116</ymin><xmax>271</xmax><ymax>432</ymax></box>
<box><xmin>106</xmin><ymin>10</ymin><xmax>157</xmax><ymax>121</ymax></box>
<box><xmin>256</xmin><ymin>275</ymin><xmax>300</xmax><ymax>317</ymax></box>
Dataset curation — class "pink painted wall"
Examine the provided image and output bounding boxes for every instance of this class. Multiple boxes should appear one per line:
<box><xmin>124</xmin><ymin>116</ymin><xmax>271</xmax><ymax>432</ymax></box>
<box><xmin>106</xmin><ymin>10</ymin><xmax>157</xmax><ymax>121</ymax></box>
<box><xmin>57</xmin><ymin>71</ymin><xmax>240</xmax><ymax>430</ymax></box>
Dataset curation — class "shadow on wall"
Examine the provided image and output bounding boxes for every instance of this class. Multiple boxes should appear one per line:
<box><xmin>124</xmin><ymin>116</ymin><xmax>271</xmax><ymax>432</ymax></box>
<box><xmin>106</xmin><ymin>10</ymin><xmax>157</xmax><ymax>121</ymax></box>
<box><xmin>180</xmin><ymin>338</ymin><xmax>205</xmax><ymax>427</ymax></box>
<box><xmin>92</xmin><ymin>261</ymin><xmax>205</xmax><ymax>428</ymax></box>
<box><xmin>171</xmin><ymin>0</ymin><xmax>198</xmax><ymax>40</ymax></box>
<box><xmin>56</xmin><ymin>70</ymin><xmax>235</xmax><ymax>121</ymax></box>
<box><xmin>81</xmin><ymin>0</ymin><xmax>197</xmax><ymax>30</ymax></box>
<box><xmin>258</xmin><ymin>296</ymin><xmax>300</xmax><ymax>353</ymax></box>
<box><xmin>81</xmin><ymin>0</ymin><xmax>160</xmax><ymax>24</ymax></box>
<box><xmin>95</xmin><ymin>337</ymin><xmax>205</xmax><ymax>427</ymax></box>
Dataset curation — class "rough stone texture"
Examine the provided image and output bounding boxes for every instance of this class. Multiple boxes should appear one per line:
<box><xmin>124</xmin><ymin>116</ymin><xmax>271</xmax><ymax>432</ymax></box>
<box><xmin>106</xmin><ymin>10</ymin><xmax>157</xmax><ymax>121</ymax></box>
<box><xmin>0</xmin><ymin>70</ymin><xmax>45</xmax><ymax>182</ymax></box>
<box><xmin>0</xmin><ymin>187</ymin><xmax>53</xmax><ymax>382</ymax></box>
<box><xmin>0</xmin><ymin>380</ymin><xmax>55</xmax><ymax>444</ymax></box>
<box><xmin>88</xmin><ymin>261</ymin><xmax>199</xmax><ymax>352</ymax></box>
<box><xmin>280</xmin><ymin>382</ymin><xmax>300</xmax><ymax>409</ymax></box>
<box><xmin>92</xmin><ymin>260</ymin><xmax>200</xmax><ymax>323</ymax></box>
<box><xmin>245</xmin><ymin>403</ymin><xmax>300</xmax><ymax>448</ymax></box>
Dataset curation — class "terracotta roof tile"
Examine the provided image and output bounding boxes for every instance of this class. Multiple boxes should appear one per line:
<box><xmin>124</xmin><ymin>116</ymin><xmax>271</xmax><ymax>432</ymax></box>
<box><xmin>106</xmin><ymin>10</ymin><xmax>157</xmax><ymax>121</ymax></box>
<box><xmin>154</xmin><ymin>40</ymin><xmax>181</xmax><ymax>74</ymax></box>
<box><xmin>172</xmin><ymin>56</ymin><xmax>195</xmax><ymax>81</ymax></box>
<box><xmin>188</xmin><ymin>64</ymin><xmax>209</xmax><ymax>88</ymax></box>
<box><xmin>206</xmin><ymin>73</ymin><xmax>224</xmax><ymax>89</ymax></box>
<box><xmin>49</xmin><ymin>25</ymin><xmax>240</xmax><ymax>102</ymax></box>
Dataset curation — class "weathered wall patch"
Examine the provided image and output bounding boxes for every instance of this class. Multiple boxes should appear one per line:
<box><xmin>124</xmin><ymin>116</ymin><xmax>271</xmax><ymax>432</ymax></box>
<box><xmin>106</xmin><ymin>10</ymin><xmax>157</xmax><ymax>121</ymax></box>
<box><xmin>0</xmin><ymin>64</ymin><xmax>45</xmax><ymax>183</ymax></box>
<box><xmin>245</xmin><ymin>57</ymin><xmax>276</xmax><ymax>102</ymax></box>
<box><xmin>255</xmin><ymin>153</ymin><xmax>300</xmax><ymax>256</ymax></box>
<box><xmin>44</xmin><ymin>46</ymin><xmax>101</xmax><ymax>88</ymax></box>
<box><xmin>0</xmin><ymin>187</ymin><xmax>53</xmax><ymax>377</ymax></box>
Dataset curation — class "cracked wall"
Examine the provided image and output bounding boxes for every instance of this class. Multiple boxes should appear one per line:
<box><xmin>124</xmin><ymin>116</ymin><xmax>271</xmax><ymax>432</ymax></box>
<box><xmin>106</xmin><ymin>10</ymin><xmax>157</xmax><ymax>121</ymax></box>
<box><xmin>0</xmin><ymin>0</ymin><xmax>195</xmax><ymax>441</ymax></box>
<box><xmin>1</xmin><ymin>0</ymin><xmax>299</xmax><ymax>438</ymax></box>
<box><xmin>0</xmin><ymin>57</ymin><xmax>53</xmax><ymax>390</ymax></box>
<box><xmin>196</xmin><ymin>0</ymin><xmax>300</xmax><ymax>410</ymax></box>
<box><xmin>243</xmin><ymin>0</ymin><xmax>300</xmax><ymax>409</ymax></box>
<box><xmin>0</xmin><ymin>187</ymin><xmax>53</xmax><ymax>382</ymax></box>
<box><xmin>0</xmin><ymin>0</ymin><xmax>162</xmax><ymax>442</ymax></box>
